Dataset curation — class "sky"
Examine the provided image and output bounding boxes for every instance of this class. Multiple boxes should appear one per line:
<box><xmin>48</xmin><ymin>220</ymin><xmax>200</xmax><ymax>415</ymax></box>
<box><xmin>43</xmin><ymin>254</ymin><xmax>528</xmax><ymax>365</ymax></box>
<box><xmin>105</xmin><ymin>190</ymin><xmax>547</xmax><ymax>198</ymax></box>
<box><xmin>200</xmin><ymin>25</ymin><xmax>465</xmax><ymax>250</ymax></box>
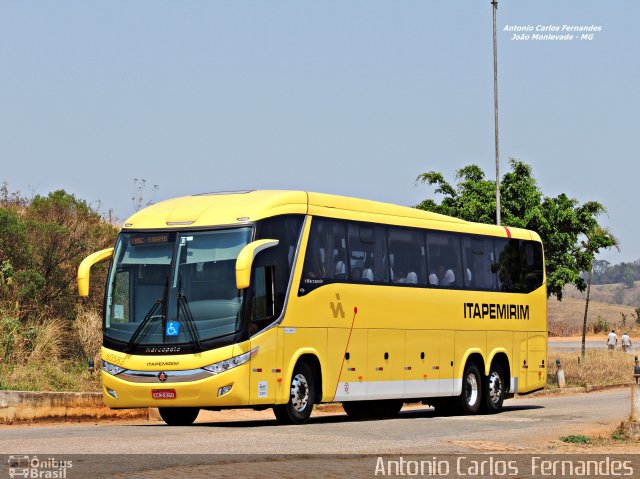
<box><xmin>1</xmin><ymin>1</ymin><xmax>638</xmax><ymax>264</ymax></box>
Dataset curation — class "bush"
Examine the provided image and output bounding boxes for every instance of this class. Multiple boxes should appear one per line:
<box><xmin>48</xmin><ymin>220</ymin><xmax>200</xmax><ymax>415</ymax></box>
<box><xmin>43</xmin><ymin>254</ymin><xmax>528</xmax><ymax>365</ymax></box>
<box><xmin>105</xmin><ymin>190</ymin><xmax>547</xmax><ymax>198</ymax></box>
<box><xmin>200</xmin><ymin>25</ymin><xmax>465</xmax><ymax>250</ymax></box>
<box><xmin>0</xmin><ymin>184</ymin><xmax>115</xmax><ymax>391</ymax></box>
<box><xmin>589</xmin><ymin>315</ymin><xmax>610</xmax><ymax>334</ymax></box>
<box><xmin>560</xmin><ymin>434</ymin><xmax>591</xmax><ymax>445</ymax></box>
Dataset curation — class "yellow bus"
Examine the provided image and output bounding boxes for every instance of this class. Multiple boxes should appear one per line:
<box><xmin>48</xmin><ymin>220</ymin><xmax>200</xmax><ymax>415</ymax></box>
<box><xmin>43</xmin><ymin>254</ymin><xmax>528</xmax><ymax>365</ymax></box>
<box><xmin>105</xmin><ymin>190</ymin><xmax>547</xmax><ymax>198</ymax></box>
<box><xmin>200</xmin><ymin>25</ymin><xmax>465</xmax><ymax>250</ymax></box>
<box><xmin>78</xmin><ymin>190</ymin><xmax>547</xmax><ymax>425</ymax></box>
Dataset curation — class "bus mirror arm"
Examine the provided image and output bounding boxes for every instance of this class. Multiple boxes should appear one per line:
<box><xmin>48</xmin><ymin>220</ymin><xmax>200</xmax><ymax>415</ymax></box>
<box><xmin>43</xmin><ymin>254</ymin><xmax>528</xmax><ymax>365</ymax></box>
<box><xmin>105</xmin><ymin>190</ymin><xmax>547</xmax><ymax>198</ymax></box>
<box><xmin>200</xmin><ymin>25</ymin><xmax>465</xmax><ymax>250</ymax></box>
<box><xmin>235</xmin><ymin>239</ymin><xmax>279</xmax><ymax>290</ymax></box>
<box><xmin>78</xmin><ymin>248</ymin><xmax>114</xmax><ymax>297</ymax></box>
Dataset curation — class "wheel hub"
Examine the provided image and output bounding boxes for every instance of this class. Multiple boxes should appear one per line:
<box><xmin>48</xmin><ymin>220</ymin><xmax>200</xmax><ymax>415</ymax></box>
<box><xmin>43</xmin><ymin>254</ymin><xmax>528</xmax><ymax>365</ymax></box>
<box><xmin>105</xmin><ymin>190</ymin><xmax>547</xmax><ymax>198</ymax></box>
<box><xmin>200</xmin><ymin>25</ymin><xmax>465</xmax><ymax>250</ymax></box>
<box><xmin>290</xmin><ymin>373</ymin><xmax>309</xmax><ymax>412</ymax></box>
<box><xmin>465</xmin><ymin>372</ymin><xmax>479</xmax><ymax>406</ymax></box>
<box><xmin>488</xmin><ymin>371</ymin><xmax>502</xmax><ymax>404</ymax></box>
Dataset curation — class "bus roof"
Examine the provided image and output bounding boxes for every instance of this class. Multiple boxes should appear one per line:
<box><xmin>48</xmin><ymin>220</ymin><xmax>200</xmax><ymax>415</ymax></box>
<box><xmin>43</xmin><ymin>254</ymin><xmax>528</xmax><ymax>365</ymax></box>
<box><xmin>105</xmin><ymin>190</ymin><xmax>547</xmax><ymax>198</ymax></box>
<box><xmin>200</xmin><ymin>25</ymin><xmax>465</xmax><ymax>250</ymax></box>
<box><xmin>122</xmin><ymin>190</ymin><xmax>539</xmax><ymax>241</ymax></box>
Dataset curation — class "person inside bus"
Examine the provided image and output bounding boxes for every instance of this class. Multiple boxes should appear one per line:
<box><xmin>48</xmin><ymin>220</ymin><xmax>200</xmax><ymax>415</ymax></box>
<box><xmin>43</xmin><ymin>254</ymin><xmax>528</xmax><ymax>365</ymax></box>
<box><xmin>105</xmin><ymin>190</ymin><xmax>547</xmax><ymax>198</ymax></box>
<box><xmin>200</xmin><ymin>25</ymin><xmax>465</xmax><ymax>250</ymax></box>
<box><xmin>436</xmin><ymin>264</ymin><xmax>455</xmax><ymax>286</ymax></box>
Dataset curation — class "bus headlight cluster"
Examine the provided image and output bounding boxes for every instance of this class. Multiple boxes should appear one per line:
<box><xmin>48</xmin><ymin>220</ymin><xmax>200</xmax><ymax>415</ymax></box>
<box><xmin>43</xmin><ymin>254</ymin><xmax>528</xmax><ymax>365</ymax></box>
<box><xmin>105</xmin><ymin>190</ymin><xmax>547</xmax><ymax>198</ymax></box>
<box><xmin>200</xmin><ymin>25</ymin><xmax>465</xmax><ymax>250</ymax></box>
<box><xmin>202</xmin><ymin>347</ymin><xmax>258</xmax><ymax>375</ymax></box>
<box><xmin>102</xmin><ymin>360</ymin><xmax>125</xmax><ymax>376</ymax></box>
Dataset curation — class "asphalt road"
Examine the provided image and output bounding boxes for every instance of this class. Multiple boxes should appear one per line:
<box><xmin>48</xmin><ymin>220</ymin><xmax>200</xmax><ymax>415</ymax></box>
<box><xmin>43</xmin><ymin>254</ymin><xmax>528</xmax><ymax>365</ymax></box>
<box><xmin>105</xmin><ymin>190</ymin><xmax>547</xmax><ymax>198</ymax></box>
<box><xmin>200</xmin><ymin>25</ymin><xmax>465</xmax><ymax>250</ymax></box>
<box><xmin>548</xmin><ymin>340</ymin><xmax>639</xmax><ymax>353</ymax></box>
<box><xmin>0</xmin><ymin>387</ymin><xmax>637</xmax><ymax>478</ymax></box>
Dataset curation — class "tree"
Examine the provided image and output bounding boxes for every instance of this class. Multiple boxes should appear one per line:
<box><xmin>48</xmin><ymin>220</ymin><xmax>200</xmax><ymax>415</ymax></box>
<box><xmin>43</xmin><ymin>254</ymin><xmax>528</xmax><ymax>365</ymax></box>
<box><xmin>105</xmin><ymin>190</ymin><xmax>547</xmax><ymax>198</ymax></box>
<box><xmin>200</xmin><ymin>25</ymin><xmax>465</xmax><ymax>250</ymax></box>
<box><xmin>622</xmin><ymin>265</ymin><xmax>636</xmax><ymax>288</ymax></box>
<box><xmin>579</xmin><ymin>226</ymin><xmax>618</xmax><ymax>361</ymax></box>
<box><xmin>416</xmin><ymin>159</ymin><xmax>612</xmax><ymax>300</ymax></box>
<box><xmin>0</xmin><ymin>188</ymin><xmax>117</xmax><ymax>322</ymax></box>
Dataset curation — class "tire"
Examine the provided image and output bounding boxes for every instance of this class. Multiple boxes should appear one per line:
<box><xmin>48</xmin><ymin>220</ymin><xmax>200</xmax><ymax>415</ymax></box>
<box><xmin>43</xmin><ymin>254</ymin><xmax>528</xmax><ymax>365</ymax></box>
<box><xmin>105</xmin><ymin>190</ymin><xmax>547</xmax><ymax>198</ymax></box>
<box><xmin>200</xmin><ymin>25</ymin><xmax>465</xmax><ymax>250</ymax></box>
<box><xmin>343</xmin><ymin>400</ymin><xmax>403</xmax><ymax>420</ymax></box>
<box><xmin>342</xmin><ymin>401</ymin><xmax>366</xmax><ymax>419</ymax></box>
<box><xmin>481</xmin><ymin>363</ymin><xmax>505</xmax><ymax>414</ymax></box>
<box><xmin>457</xmin><ymin>362</ymin><xmax>482</xmax><ymax>415</ymax></box>
<box><xmin>273</xmin><ymin>362</ymin><xmax>316</xmax><ymax>425</ymax></box>
<box><xmin>158</xmin><ymin>407</ymin><xmax>200</xmax><ymax>426</ymax></box>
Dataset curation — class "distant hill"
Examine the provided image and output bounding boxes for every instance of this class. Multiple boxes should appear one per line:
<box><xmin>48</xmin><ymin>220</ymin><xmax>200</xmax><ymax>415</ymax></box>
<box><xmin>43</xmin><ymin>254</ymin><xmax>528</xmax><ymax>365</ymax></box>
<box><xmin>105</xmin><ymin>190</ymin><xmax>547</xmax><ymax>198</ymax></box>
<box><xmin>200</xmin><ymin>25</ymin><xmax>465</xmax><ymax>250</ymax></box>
<box><xmin>562</xmin><ymin>280</ymin><xmax>640</xmax><ymax>306</ymax></box>
<box><xmin>548</xmin><ymin>282</ymin><xmax>639</xmax><ymax>336</ymax></box>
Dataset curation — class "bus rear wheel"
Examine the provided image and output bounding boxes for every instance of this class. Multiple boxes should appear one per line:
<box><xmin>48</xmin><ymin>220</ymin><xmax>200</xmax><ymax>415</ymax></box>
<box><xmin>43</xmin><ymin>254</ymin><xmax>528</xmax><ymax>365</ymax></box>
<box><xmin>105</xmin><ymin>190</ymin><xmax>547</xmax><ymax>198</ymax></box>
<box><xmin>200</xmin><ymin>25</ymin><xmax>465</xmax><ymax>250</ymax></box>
<box><xmin>457</xmin><ymin>362</ymin><xmax>482</xmax><ymax>415</ymax></box>
<box><xmin>273</xmin><ymin>362</ymin><xmax>315</xmax><ymax>425</ymax></box>
<box><xmin>481</xmin><ymin>364</ymin><xmax>505</xmax><ymax>414</ymax></box>
<box><xmin>343</xmin><ymin>400</ymin><xmax>403</xmax><ymax>420</ymax></box>
<box><xmin>158</xmin><ymin>407</ymin><xmax>200</xmax><ymax>426</ymax></box>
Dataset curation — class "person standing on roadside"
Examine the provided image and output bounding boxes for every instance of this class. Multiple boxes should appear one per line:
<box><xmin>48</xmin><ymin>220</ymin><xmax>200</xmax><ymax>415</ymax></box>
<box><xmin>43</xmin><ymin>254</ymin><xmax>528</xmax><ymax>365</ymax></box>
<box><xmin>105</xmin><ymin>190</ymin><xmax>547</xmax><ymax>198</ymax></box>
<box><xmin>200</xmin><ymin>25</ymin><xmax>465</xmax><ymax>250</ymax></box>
<box><xmin>607</xmin><ymin>329</ymin><xmax>618</xmax><ymax>351</ymax></box>
<box><xmin>621</xmin><ymin>332</ymin><xmax>632</xmax><ymax>353</ymax></box>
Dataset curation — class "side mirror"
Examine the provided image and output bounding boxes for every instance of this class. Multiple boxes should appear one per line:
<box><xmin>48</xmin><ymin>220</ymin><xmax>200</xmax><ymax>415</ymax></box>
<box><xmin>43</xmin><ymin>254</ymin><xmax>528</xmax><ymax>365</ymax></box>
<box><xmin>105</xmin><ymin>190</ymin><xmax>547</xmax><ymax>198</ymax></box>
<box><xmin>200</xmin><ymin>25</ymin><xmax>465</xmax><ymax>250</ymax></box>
<box><xmin>78</xmin><ymin>248</ymin><xmax>114</xmax><ymax>297</ymax></box>
<box><xmin>235</xmin><ymin>239</ymin><xmax>279</xmax><ymax>289</ymax></box>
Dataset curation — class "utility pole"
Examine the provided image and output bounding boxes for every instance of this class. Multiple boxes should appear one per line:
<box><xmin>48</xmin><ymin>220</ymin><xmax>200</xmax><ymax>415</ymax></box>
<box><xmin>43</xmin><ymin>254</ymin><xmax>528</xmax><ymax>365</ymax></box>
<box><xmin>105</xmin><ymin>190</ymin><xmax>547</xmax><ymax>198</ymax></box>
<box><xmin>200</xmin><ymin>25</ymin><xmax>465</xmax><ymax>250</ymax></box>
<box><xmin>492</xmin><ymin>0</ymin><xmax>501</xmax><ymax>225</ymax></box>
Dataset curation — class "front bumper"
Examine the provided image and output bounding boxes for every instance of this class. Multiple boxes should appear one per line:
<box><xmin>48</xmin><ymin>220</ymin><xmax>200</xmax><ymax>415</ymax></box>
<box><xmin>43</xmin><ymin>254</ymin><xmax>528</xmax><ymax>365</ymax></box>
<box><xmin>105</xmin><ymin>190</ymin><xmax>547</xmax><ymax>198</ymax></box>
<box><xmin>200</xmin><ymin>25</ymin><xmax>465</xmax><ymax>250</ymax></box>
<box><xmin>101</xmin><ymin>365</ymin><xmax>250</xmax><ymax>408</ymax></box>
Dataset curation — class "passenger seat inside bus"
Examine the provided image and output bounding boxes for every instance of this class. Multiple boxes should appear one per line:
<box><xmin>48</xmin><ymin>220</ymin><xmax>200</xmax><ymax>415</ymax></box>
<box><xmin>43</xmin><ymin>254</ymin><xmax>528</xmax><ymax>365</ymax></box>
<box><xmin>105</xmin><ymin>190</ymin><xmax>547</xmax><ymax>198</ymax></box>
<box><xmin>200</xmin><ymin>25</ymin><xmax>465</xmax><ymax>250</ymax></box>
<box><xmin>362</xmin><ymin>268</ymin><xmax>374</xmax><ymax>282</ymax></box>
<box><xmin>335</xmin><ymin>260</ymin><xmax>346</xmax><ymax>279</ymax></box>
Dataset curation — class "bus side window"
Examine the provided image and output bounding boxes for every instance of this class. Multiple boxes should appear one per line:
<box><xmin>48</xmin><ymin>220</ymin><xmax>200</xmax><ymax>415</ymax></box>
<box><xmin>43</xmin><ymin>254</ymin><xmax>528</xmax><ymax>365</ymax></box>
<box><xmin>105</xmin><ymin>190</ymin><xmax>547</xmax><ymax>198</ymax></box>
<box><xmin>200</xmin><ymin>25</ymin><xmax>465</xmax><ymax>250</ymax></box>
<box><xmin>347</xmin><ymin>223</ymin><xmax>389</xmax><ymax>283</ymax></box>
<box><xmin>251</xmin><ymin>265</ymin><xmax>275</xmax><ymax>321</ymax></box>
<box><xmin>252</xmin><ymin>214</ymin><xmax>303</xmax><ymax>324</ymax></box>
<box><xmin>301</xmin><ymin>218</ymin><xmax>348</xmax><ymax>293</ymax></box>
<box><xmin>462</xmin><ymin>236</ymin><xmax>496</xmax><ymax>290</ymax></box>
<box><xmin>388</xmin><ymin>227</ymin><xmax>426</xmax><ymax>285</ymax></box>
<box><xmin>495</xmin><ymin>238</ymin><xmax>522</xmax><ymax>292</ymax></box>
<box><xmin>427</xmin><ymin>232</ymin><xmax>462</xmax><ymax>288</ymax></box>
<box><xmin>521</xmin><ymin>241</ymin><xmax>544</xmax><ymax>292</ymax></box>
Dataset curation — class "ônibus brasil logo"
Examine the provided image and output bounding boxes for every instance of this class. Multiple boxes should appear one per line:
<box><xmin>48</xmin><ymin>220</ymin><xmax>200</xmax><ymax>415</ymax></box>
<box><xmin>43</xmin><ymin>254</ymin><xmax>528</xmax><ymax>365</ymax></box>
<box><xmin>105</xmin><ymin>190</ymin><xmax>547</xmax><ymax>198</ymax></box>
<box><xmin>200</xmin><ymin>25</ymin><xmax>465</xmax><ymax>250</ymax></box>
<box><xmin>8</xmin><ymin>455</ymin><xmax>73</xmax><ymax>478</ymax></box>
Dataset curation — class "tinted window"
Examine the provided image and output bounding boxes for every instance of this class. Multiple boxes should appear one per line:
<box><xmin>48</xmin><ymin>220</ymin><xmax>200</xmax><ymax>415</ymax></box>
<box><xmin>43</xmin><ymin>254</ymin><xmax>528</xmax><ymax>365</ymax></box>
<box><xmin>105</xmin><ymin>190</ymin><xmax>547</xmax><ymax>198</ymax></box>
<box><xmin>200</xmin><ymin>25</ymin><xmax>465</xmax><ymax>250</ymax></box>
<box><xmin>462</xmin><ymin>236</ymin><xmax>496</xmax><ymax>290</ymax></box>
<box><xmin>301</xmin><ymin>218</ymin><xmax>348</xmax><ymax>294</ymax></box>
<box><xmin>388</xmin><ymin>228</ymin><xmax>426</xmax><ymax>285</ymax></box>
<box><xmin>347</xmin><ymin>223</ymin><xmax>389</xmax><ymax>283</ymax></box>
<box><xmin>495</xmin><ymin>238</ymin><xmax>522</xmax><ymax>293</ymax></box>
<box><xmin>249</xmin><ymin>215</ymin><xmax>304</xmax><ymax>332</ymax></box>
<box><xmin>299</xmin><ymin>216</ymin><xmax>544</xmax><ymax>295</ymax></box>
<box><xmin>427</xmin><ymin>232</ymin><xmax>462</xmax><ymax>287</ymax></box>
<box><xmin>521</xmin><ymin>240</ymin><xmax>544</xmax><ymax>293</ymax></box>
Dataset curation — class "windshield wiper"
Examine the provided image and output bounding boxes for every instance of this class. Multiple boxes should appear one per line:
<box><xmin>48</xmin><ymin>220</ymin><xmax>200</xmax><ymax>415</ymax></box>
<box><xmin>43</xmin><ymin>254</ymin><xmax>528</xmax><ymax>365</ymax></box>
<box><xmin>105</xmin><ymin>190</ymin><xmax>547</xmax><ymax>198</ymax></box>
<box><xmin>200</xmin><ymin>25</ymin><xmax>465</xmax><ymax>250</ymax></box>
<box><xmin>177</xmin><ymin>277</ymin><xmax>202</xmax><ymax>352</ymax></box>
<box><xmin>125</xmin><ymin>280</ymin><xmax>168</xmax><ymax>353</ymax></box>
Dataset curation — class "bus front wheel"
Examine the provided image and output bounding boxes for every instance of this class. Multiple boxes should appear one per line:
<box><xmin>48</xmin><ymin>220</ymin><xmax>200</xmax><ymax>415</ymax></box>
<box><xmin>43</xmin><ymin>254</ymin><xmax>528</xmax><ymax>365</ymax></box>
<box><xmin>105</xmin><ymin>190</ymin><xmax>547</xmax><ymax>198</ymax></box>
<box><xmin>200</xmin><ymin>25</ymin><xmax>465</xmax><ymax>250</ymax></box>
<box><xmin>273</xmin><ymin>362</ymin><xmax>315</xmax><ymax>425</ymax></box>
<box><xmin>158</xmin><ymin>407</ymin><xmax>200</xmax><ymax>426</ymax></box>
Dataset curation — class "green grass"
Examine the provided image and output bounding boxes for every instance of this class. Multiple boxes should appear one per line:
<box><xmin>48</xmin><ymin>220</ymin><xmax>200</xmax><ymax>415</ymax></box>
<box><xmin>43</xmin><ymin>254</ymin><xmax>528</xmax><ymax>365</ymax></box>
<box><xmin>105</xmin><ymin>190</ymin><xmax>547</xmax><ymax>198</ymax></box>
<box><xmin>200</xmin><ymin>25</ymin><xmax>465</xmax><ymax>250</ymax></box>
<box><xmin>560</xmin><ymin>434</ymin><xmax>591</xmax><ymax>445</ymax></box>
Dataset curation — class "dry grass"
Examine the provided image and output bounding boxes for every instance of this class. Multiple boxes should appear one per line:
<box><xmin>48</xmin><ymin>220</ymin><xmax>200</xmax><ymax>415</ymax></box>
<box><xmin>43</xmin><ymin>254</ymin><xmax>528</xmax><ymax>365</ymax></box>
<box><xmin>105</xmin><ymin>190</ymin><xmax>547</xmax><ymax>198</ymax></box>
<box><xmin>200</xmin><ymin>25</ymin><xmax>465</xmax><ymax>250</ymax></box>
<box><xmin>562</xmin><ymin>281</ymin><xmax>640</xmax><ymax>306</ymax></box>
<box><xmin>548</xmin><ymin>296</ymin><xmax>638</xmax><ymax>336</ymax></box>
<box><xmin>28</xmin><ymin>318</ymin><xmax>64</xmax><ymax>362</ymax></box>
<box><xmin>547</xmin><ymin>350</ymin><xmax>637</xmax><ymax>388</ymax></box>
<box><xmin>75</xmin><ymin>306</ymin><xmax>102</xmax><ymax>360</ymax></box>
<box><xmin>0</xmin><ymin>314</ymin><xmax>100</xmax><ymax>392</ymax></box>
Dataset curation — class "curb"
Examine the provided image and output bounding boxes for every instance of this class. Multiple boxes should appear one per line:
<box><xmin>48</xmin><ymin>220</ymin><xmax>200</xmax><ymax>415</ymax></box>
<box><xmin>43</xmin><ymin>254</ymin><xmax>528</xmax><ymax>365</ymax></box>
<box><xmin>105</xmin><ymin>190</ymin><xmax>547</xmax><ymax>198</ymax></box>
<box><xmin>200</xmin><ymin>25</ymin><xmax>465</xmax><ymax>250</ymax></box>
<box><xmin>0</xmin><ymin>391</ymin><xmax>148</xmax><ymax>424</ymax></box>
<box><xmin>3</xmin><ymin>384</ymin><xmax>632</xmax><ymax>424</ymax></box>
<box><xmin>523</xmin><ymin>383</ymin><xmax>632</xmax><ymax>398</ymax></box>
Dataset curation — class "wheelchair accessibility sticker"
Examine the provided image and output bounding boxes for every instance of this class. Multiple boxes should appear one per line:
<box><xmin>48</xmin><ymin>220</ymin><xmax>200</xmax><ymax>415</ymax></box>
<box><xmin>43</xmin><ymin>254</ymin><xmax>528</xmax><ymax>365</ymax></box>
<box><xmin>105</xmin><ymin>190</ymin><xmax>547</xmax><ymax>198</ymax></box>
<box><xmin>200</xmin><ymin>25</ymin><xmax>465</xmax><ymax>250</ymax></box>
<box><xmin>166</xmin><ymin>321</ymin><xmax>180</xmax><ymax>337</ymax></box>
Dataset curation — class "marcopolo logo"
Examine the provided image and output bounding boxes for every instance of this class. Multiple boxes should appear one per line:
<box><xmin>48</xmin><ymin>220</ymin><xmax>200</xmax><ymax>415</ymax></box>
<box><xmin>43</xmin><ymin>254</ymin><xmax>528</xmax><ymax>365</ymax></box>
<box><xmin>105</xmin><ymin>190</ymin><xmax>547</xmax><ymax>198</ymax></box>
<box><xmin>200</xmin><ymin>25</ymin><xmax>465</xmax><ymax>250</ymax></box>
<box><xmin>8</xmin><ymin>455</ymin><xmax>73</xmax><ymax>478</ymax></box>
<box><xmin>330</xmin><ymin>293</ymin><xmax>345</xmax><ymax>319</ymax></box>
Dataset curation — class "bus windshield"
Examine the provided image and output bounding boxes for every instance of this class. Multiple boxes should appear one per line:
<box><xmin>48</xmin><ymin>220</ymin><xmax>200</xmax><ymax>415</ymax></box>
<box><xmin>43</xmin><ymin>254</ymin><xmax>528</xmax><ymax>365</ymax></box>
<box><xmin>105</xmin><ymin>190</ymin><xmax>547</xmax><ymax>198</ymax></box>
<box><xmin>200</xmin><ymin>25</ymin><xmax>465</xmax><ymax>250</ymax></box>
<box><xmin>104</xmin><ymin>227</ymin><xmax>253</xmax><ymax>348</ymax></box>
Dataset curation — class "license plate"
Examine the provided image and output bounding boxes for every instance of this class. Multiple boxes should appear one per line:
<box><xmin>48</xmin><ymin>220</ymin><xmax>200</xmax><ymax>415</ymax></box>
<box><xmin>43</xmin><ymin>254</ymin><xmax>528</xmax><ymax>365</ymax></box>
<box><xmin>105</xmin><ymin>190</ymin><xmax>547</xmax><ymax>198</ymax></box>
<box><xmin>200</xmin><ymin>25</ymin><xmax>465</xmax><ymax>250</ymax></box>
<box><xmin>152</xmin><ymin>389</ymin><xmax>176</xmax><ymax>399</ymax></box>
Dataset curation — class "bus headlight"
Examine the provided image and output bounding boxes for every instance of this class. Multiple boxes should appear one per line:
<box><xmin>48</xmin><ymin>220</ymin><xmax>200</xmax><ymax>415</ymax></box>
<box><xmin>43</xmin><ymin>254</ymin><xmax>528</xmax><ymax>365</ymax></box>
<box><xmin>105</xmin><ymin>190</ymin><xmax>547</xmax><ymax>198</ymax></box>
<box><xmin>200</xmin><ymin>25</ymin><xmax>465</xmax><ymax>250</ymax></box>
<box><xmin>102</xmin><ymin>360</ymin><xmax>125</xmax><ymax>376</ymax></box>
<box><xmin>202</xmin><ymin>347</ymin><xmax>258</xmax><ymax>375</ymax></box>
